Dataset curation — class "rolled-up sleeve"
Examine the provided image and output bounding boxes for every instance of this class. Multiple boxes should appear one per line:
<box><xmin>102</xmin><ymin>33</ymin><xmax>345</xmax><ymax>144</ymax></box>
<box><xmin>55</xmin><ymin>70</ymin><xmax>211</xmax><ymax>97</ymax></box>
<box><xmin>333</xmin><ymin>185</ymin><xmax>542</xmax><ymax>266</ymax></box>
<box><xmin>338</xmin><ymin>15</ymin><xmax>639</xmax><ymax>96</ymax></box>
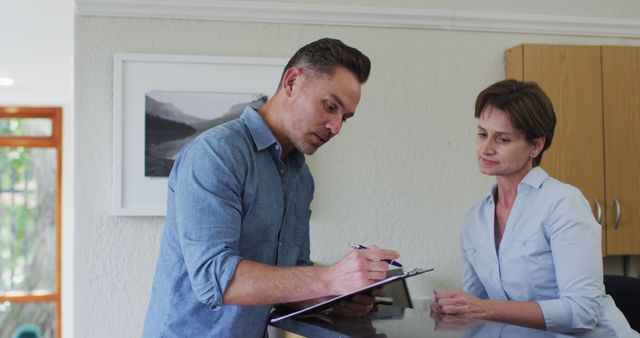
<box><xmin>538</xmin><ymin>190</ymin><xmax>603</xmax><ymax>332</ymax></box>
<box><xmin>174</xmin><ymin>136</ymin><xmax>245</xmax><ymax>308</ymax></box>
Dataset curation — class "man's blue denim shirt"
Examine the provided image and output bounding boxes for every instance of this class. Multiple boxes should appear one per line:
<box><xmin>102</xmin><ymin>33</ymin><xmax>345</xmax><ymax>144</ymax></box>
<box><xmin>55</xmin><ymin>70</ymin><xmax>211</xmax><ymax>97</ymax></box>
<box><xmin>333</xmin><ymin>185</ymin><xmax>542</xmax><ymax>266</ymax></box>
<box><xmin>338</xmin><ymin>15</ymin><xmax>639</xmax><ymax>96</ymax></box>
<box><xmin>142</xmin><ymin>106</ymin><xmax>314</xmax><ymax>338</ymax></box>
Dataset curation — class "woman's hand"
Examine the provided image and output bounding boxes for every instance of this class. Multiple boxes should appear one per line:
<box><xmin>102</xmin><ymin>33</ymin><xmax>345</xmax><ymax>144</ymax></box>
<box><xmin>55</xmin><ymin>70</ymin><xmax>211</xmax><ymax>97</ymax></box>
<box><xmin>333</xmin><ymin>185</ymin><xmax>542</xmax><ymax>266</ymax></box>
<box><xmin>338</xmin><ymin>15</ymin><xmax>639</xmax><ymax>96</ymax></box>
<box><xmin>431</xmin><ymin>290</ymin><xmax>486</xmax><ymax>319</ymax></box>
<box><xmin>431</xmin><ymin>289</ymin><xmax>547</xmax><ymax>330</ymax></box>
<box><xmin>429</xmin><ymin>291</ymin><xmax>444</xmax><ymax>314</ymax></box>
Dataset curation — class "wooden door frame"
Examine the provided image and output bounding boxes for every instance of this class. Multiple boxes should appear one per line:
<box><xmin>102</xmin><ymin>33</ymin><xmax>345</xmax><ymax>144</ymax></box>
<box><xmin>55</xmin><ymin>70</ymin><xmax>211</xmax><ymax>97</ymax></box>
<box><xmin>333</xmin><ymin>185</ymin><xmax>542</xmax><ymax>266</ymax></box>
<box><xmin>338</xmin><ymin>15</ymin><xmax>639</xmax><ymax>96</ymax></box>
<box><xmin>0</xmin><ymin>106</ymin><xmax>62</xmax><ymax>338</ymax></box>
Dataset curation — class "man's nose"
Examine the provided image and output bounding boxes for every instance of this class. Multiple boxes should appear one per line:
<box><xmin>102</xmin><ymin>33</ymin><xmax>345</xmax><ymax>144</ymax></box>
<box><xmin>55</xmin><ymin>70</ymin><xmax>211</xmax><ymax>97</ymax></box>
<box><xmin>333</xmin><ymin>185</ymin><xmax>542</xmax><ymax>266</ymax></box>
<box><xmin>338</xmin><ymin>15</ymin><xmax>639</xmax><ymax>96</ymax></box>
<box><xmin>326</xmin><ymin>114</ymin><xmax>343</xmax><ymax>136</ymax></box>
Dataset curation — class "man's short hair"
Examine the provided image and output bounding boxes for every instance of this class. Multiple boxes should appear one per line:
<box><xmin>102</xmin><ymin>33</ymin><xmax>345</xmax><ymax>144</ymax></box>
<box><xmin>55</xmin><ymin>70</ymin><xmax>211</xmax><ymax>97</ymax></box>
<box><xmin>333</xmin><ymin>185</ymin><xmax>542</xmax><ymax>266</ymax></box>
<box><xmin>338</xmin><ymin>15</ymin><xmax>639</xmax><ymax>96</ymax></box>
<box><xmin>279</xmin><ymin>38</ymin><xmax>371</xmax><ymax>87</ymax></box>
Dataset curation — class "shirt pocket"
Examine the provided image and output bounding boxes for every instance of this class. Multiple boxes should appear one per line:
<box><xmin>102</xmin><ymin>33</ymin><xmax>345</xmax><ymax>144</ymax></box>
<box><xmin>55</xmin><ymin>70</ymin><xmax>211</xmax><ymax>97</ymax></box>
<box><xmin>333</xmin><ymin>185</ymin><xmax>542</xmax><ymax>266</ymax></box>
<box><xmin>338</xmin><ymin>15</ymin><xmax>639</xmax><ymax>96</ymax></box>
<box><xmin>463</xmin><ymin>244</ymin><xmax>497</xmax><ymax>287</ymax></box>
<box><xmin>506</xmin><ymin>238</ymin><xmax>552</xmax><ymax>268</ymax></box>
<box><xmin>502</xmin><ymin>239</ymin><xmax>555</xmax><ymax>298</ymax></box>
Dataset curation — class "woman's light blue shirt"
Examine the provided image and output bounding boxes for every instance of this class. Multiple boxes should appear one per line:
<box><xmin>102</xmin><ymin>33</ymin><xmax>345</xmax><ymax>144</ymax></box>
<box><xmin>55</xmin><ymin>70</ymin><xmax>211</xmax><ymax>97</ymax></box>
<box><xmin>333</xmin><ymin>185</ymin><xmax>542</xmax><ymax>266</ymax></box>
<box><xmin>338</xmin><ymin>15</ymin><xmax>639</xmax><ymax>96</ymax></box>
<box><xmin>462</xmin><ymin>167</ymin><xmax>637</xmax><ymax>337</ymax></box>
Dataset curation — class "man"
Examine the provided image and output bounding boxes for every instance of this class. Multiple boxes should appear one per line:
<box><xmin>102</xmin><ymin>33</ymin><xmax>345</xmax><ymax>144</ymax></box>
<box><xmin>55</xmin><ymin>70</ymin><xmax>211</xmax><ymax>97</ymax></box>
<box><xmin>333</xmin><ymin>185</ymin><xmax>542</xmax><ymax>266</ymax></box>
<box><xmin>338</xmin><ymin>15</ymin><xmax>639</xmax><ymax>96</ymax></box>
<box><xmin>142</xmin><ymin>38</ymin><xmax>399</xmax><ymax>337</ymax></box>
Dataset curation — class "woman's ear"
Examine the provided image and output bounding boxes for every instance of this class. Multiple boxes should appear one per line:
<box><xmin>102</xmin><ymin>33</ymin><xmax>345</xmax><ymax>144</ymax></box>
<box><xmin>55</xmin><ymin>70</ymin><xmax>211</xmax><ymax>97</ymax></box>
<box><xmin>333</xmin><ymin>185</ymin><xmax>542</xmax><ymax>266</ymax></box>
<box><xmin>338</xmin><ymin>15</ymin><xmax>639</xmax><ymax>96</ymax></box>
<box><xmin>531</xmin><ymin>137</ymin><xmax>546</xmax><ymax>158</ymax></box>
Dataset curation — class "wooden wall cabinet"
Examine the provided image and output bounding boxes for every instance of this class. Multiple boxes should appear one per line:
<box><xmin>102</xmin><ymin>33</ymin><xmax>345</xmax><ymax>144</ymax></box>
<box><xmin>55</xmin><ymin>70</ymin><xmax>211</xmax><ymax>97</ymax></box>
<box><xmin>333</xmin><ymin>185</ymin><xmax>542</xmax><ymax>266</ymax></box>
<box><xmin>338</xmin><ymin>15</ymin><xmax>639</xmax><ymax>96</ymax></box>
<box><xmin>505</xmin><ymin>44</ymin><xmax>640</xmax><ymax>256</ymax></box>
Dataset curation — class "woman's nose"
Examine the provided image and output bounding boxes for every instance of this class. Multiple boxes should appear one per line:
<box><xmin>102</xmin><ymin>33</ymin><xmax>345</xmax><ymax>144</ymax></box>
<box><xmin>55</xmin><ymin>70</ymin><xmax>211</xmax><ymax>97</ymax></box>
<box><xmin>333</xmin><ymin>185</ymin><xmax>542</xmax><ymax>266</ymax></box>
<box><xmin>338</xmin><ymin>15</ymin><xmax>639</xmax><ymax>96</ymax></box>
<box><xmin>479</xmin><ymin>138</ymin><xmax>494</xmax><ymax>154</ymax></box>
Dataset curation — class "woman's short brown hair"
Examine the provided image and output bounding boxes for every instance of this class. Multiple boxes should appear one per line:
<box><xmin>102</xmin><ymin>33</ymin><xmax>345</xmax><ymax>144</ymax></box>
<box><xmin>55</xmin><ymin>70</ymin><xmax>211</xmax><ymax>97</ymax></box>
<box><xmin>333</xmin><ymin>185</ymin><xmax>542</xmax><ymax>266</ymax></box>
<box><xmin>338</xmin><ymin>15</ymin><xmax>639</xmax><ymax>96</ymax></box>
<box><xmin>475</xmin><ymin>79</ymin><xmax>557</xmax><ymax>167</ymax></box>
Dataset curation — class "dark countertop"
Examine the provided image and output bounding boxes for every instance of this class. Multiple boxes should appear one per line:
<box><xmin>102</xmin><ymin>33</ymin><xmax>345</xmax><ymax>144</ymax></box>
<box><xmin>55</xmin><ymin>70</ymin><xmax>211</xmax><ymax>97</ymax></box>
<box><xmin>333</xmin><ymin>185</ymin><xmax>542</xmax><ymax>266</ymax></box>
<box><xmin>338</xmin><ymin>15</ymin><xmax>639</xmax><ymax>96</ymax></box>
<box><xmin>270</xmin><ymin>305</ymin><xmax>575</xmax><ymax>338</ymax></box>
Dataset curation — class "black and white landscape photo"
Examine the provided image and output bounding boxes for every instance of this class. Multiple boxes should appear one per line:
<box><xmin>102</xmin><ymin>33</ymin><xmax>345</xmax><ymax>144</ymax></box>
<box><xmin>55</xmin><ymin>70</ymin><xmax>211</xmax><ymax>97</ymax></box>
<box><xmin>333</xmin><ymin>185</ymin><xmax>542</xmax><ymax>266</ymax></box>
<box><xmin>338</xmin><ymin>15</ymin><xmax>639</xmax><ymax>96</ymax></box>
<box><xmin>145</xmin><ymin>91</ymin><xmax>267</xmax><ymax>177</ymax></box>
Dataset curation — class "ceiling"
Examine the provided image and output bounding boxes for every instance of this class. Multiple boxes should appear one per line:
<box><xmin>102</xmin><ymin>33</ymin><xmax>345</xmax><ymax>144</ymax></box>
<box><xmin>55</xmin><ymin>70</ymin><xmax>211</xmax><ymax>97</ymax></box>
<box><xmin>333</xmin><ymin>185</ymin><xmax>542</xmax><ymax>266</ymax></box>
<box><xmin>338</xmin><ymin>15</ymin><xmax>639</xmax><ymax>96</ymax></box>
<box><xmin>2</xmin><ymin>0</ymin><xmax>638</xmax><ymax>107</ymax></box>
<box><xmin>0</xmin><ymin>0</ymin><xmax>74</xmax><ymax>106</ymax></box>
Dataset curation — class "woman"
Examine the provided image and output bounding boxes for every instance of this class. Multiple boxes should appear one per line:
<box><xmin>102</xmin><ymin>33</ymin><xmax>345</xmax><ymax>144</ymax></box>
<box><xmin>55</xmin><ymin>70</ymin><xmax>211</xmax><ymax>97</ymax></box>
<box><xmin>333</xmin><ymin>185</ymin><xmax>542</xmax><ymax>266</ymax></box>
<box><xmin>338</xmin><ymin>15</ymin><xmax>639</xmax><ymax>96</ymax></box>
<box><xmin>430</xmin><ymin>79</ymin><xmax>638</xmax><ymax>337</ymax></box>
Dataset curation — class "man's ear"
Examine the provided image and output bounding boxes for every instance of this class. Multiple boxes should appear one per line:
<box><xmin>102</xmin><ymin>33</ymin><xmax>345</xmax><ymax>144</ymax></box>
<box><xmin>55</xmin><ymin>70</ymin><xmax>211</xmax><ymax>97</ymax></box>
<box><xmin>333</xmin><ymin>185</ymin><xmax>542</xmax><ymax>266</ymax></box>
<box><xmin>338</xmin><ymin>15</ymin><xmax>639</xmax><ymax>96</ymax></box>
<box><xmin>281</xmin><ymin>67</ymin><xmax>301</xmax><ymax>98</ymax></box>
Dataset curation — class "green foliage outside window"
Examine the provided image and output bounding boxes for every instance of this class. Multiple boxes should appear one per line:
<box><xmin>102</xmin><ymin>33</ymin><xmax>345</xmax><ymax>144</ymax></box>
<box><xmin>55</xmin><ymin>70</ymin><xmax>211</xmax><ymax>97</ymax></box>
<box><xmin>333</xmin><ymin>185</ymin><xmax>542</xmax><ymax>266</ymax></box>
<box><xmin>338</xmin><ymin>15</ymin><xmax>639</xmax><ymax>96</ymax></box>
<box><xmin>0</xmin><ymin>118</ymin><xmax>55</xmax><ymax>338</ymax></box>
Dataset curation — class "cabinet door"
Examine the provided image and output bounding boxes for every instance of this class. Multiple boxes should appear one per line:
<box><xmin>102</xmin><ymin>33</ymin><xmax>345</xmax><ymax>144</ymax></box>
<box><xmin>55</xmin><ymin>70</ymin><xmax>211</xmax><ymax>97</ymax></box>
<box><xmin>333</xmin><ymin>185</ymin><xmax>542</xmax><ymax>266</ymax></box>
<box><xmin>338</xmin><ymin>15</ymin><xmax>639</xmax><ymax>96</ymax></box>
<box><xmin>506</xmin><ymin>44</ymin><xmax>606</xmax><ymax>254</ymax></box>
<box><xmin>602</xmin><ymin>46</ymin><xmax>640</xmax><ymax>255</ymax></box>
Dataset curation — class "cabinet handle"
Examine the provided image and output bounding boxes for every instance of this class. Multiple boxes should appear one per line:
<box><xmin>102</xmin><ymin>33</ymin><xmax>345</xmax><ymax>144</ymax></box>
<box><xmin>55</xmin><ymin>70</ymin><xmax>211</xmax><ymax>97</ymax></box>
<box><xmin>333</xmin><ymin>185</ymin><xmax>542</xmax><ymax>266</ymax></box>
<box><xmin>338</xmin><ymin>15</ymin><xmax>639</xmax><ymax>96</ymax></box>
<box><xmin>594</xmin><ymin>198</ymin><xmax>602</xmax><ymax>225</ymax></box>
<box><xmin>613</xmin><ymin>197</ymin><xmax>621</xmax><ymax>229</ymax></box>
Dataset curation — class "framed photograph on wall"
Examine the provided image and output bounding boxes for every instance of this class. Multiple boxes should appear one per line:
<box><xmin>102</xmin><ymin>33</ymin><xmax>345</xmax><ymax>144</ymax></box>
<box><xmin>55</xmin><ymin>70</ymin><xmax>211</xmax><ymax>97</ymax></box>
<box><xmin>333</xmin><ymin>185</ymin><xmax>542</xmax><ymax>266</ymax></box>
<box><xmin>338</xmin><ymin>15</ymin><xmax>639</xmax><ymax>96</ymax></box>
<box><xmin>113</xmin><ymin>53</ymin><xmax>287</xmax><ymax>216</ymax></box>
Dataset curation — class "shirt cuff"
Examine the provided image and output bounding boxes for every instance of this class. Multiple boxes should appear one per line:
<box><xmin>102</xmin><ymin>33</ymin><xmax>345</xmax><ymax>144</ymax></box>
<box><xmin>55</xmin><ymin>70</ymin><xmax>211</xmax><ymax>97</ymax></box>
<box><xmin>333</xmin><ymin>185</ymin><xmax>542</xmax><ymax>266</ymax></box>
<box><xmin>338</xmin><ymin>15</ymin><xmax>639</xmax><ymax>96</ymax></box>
<box><xmin>206</xmin><ymin>255</ymin><xmax>243</xmax><ymax>309</ymax></box>
<box><xmin>538</xmin><ymin>299</ymin><xmax>571</xmax><ymax>331</ymax></box>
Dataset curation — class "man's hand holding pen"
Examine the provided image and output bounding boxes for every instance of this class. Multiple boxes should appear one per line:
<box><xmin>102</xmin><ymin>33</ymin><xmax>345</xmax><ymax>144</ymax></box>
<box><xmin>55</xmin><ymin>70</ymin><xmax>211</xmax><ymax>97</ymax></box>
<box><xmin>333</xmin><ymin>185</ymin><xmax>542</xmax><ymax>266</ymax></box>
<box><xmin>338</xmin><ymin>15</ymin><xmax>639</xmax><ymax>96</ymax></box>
<box><xmin>324</xmin><ymin>244</ymin><xmax>400</xmax><ymax>300</ymax></box>
<box><xmin>279</xmin><ymin>244</ymin><xmax>399</xmax><ymax>320</ymax></box>
<box><xmin>349</xmin><ymin>243</ymin><xmax>403</xmax><ymax>267</ymax></box>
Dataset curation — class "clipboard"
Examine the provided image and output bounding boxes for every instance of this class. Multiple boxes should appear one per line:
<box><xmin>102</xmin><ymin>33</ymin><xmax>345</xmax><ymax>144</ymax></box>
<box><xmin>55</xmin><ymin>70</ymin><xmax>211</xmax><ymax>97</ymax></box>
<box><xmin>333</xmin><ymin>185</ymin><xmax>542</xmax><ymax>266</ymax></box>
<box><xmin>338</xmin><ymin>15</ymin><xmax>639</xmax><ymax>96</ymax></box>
<box><xmin>269</xmin><ymin>267</ymin><xmax>434</xmax><ymax>323</ymax></box>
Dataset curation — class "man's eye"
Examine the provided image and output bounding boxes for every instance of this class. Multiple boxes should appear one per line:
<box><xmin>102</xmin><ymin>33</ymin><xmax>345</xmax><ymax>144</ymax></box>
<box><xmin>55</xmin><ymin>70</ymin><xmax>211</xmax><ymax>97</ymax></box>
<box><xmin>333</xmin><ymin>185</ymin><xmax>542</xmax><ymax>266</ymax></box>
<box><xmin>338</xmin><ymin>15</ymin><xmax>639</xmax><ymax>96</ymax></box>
<box><xmin>498</xmin><ymin>137</ymin><xmax>510</xmax><ymax>143</ymax></box>
<box><xmin>325</xmin><ymin>102</ymin><xmax>337</xmax><ymax>112</ymax></box>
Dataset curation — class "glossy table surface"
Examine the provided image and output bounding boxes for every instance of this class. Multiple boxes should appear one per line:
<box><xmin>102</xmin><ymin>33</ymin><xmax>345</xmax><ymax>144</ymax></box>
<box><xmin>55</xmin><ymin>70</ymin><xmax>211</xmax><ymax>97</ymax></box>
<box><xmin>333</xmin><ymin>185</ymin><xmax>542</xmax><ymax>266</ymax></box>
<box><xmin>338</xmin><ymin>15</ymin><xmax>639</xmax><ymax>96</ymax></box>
<box><xmin>270</xmin><ymin>305</ymin><xmax>576</xmax><ymax>338</ymax></box>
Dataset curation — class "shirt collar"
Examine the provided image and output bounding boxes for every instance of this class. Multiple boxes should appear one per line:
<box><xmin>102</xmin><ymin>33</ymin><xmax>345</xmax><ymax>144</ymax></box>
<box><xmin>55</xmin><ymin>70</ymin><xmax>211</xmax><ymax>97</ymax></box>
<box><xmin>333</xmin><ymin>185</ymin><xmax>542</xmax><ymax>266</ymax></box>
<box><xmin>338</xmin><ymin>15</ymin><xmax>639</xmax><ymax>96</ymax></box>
<box><xmin>485</xmin><ymin>166</ymin><xmax>549</xmax><ymax>204</ymax></box>
<box><xmin>242</xmin><ymin>105</ymin><xmax>274</xmax><ymax>151</ymax></box>
<box><xmin>520</xmin><ymin>166</ymin><xmax>548</xmax><ymax>189</ymax></box>
<box><xmin>241</xmin><ymin>105</ymin><xmax>305</xmax><ymax>169</ymax></box>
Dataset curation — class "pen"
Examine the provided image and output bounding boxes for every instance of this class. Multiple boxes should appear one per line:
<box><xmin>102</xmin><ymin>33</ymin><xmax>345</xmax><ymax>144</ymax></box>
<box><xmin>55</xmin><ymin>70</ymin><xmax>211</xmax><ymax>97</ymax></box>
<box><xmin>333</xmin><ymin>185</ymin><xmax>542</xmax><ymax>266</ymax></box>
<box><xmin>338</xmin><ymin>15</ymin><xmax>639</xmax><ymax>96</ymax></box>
<box><xmin>349</xmin><ymin>243</ymin><xmax>403</xmax><ymax>267</ymax></box>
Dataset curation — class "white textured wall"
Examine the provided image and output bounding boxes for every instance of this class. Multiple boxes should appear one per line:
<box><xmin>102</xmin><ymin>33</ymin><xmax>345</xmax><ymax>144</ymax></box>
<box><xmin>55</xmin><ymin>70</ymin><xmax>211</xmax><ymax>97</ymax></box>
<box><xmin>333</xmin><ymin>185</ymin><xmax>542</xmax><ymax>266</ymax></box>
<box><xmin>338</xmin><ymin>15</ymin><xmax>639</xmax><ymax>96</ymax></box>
<box><xmin>267</xmin><ymin>0</ymin><xmax>640</xmax><ymax>18</ymax></box>
<box><xmin>74</xmin><ymin>14</ymin><xmax>640</xmax><ymax>338</ymax></box>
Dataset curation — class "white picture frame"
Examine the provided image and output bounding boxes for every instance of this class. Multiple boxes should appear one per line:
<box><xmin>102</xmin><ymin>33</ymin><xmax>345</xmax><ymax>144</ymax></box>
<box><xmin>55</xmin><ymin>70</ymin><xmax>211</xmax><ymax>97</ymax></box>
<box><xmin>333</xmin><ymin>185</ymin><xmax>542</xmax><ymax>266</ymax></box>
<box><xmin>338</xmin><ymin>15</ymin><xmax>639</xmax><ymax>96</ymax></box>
<box><xmin>113</xmin><ymin>53</ymin><xmax>287</xmax><ymax>216</ymax></box>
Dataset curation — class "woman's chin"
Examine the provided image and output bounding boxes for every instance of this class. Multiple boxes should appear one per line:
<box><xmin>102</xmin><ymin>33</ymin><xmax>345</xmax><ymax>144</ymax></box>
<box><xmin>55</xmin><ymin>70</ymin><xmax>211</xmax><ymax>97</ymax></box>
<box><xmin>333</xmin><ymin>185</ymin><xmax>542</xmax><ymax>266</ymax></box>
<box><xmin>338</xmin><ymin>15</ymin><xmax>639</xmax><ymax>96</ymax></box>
<box><xmin>479</xmin><ymin>167</ymin><xmax>498</xmax><ymax>176</ymax></box>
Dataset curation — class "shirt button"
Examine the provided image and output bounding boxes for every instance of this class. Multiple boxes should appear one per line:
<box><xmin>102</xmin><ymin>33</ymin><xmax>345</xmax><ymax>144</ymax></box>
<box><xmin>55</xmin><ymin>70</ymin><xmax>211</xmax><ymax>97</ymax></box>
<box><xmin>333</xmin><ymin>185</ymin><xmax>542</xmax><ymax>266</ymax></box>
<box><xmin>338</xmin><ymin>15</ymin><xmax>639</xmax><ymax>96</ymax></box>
<box><xmin>279</xmin><ymin>168</ymin><xmax>285</xmax><ymax>175</ymax></box>
<box><xmin>279</xmin><ymin>242</ymin><xmax>282</xmax><ymax>247</ymax></box>
<box><xmin>275</xmin><ymin>145</ymin><xmax>280</xmax><ymax>150</ymax></box>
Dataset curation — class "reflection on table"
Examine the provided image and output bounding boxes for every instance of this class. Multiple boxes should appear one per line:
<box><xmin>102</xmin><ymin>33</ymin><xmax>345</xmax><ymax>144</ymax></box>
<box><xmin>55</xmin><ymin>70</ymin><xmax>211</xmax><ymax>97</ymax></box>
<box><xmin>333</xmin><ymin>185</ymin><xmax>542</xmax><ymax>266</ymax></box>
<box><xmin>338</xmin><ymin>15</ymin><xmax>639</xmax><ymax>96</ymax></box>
<box><xmin>270</xmin><ymin>305</ymin><xmax>577</xmax><ymax>338</ymax></box>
